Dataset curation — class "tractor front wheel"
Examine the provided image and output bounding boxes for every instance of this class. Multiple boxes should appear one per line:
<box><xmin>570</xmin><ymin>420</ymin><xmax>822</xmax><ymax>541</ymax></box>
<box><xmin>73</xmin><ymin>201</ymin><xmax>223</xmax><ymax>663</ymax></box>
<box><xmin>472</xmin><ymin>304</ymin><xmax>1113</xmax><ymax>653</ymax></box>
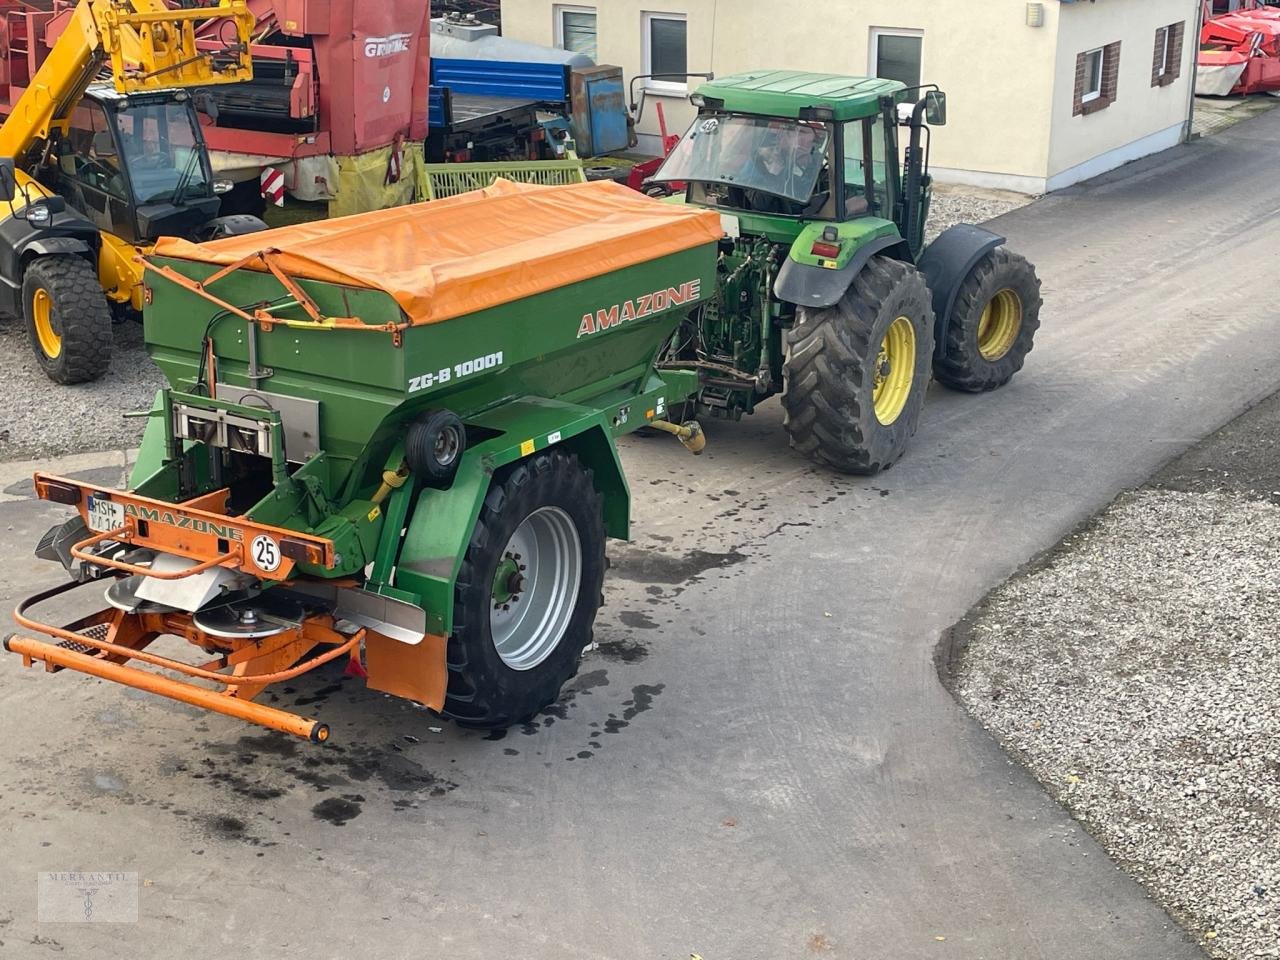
<box><xmin>782</xmin><ymin>256</ymin><xmax>934</xmax><ymax>474</ymax></box>
<box><xmin>932</xmin><ymin>248</ymin><xmax>1042</xmax><ymax>392</ymax></box>
<box><xmin>442</xmin><ymin>450</ymin><xmax>606</xmax><ymax>729</ymax></box>
<box><xmin>22</xmin><ymin>255</ymin><xmax>112</xmax><ymax>385</ymax></box>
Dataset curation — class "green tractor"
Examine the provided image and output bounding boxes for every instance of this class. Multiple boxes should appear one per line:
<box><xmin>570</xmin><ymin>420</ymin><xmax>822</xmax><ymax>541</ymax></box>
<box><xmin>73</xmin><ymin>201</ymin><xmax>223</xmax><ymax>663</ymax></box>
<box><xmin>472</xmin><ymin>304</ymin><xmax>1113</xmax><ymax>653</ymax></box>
<box><xmin>649</xmin><ymin>71</ymin><xmax>1043</xmax><ymax>473</ymax></box>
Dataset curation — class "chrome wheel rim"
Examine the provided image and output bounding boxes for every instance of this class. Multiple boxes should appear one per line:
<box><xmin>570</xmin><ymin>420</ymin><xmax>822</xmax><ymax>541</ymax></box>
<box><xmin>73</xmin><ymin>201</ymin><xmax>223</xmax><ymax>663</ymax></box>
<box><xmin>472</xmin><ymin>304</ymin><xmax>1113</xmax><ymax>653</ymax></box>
<box><xmin>490</xmin><ymin>506</ymin><xmax>582</xmax><ymax>671</ymax></box>
<box><xmin>435</xmin><ymin>424</ymin><xmax>462</xmax><ymax>467</ymax></box>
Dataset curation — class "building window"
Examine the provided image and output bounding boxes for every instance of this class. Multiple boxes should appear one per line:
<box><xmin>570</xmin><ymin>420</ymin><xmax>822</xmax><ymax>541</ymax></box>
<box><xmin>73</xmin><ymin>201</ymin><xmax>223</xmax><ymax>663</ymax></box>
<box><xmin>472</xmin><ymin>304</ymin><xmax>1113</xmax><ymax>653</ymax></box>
<box><xmin>1074</xmin><ymin>41</ymin><xmax>1121</xmax><ymax>116</ymax></box>
<box><xmin>555</xmin><ymin>6</ymin><xmax>597</xmax><ymax>61</ymax></box>
<box><xmin>871</xmin><ymin>28</ymin><xmax>923</xmax><ymax>90</ymax></box>
<box><xmin>1081</xmin><ymin>48</ymin><xmax>1104</xmax><ymax>103</ymax></box>
<box><xmin>643</xmin><ymin>12</ymin><xmax>687</xmax><ymax>91</ymax></box>
<box><xmin>1152</xmin><ymin>22</ymin><xmax>1186</xmax><ymax>87</ymax></box>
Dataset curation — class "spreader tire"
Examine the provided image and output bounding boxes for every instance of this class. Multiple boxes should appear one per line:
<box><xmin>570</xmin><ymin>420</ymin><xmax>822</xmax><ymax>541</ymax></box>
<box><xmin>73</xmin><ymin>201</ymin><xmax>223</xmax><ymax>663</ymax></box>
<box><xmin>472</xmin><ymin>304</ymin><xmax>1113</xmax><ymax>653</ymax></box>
<box><xmin>933</xmin><ymin>248</ymin><xmax>1042</xmax><ymax>393</ymax></box>
<box><xmin>782</xmin><ymin>256</ymin><xmax>934</xmax><ymax>475</ymax></box>
<box><xmin>442</xmin><ymin>450</ymin><xmax>605</xmax><ymax>729</ymax></box>
<box><xmin>22</xmin><ymin>255</ymin><xmax>112</xmax><ymax>385</ymax></box>
<box><xmin>406</xmin><ymin>408</ymin><xmax>466</xmax><ymax>488</ymax></box>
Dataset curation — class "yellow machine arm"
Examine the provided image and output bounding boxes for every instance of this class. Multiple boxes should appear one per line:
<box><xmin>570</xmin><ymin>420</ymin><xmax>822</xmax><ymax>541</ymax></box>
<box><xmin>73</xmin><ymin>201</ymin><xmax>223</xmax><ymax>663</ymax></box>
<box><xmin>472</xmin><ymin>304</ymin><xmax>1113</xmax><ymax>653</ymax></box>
<box><xmin>0</xmin><ymin>0</ymin><xmax>254</xmax><ymax>162</ymax></box>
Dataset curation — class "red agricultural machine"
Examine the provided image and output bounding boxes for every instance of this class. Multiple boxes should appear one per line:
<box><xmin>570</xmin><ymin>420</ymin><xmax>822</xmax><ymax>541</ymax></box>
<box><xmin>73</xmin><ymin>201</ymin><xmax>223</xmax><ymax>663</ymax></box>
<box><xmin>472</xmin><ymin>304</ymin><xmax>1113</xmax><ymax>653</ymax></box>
<box><xmin>1198</xmin><ymin>0</ymin><xmax>1280</xmax><ymax>94</ymax></box>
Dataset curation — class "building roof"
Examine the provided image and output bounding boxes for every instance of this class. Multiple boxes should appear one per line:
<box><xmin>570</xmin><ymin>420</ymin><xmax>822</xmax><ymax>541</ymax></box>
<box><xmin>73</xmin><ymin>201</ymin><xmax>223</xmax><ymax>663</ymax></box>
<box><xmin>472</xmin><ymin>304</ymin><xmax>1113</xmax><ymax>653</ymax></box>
<box><xmin>695</xmin><ymin>70</ymin><xmax>905</xmax><ymax>121</ymax></box>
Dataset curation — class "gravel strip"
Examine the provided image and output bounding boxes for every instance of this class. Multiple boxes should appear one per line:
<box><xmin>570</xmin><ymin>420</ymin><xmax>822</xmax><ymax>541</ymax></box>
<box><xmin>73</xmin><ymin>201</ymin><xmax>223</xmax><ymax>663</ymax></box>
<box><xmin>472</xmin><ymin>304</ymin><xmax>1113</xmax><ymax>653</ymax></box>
<box><xmin>0</xmin><ymin>314</ymin><xmax>162</xmax><ymax>461</ymax></box>
<box><xmin>926</xmin><ymin>183</ymin><xmax>1033</xmax><ymax>243</ymax></box>
<box><xmin>953</xmin><ymin>488</ymin><xmax>1280</xmax><ymax>960</ymax></box>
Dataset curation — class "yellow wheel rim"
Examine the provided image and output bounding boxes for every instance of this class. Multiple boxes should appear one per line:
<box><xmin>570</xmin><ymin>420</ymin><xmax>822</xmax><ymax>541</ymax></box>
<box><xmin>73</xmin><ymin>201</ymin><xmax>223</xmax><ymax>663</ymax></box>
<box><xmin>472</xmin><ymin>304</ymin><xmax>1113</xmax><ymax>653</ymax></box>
<box><xmin>977</xmin><ymin>288</ymin><xmax>1022</xmax><ymax>361</ymax></box>
<box><xmin>872</xmin><ymin>316</ymin><xmax>916</xmax><ymax>426</ymax></box>
<box><xmin>31</xmin><ymin>288</ymin><xmax>61</xmax><ymax>360</ymax></box>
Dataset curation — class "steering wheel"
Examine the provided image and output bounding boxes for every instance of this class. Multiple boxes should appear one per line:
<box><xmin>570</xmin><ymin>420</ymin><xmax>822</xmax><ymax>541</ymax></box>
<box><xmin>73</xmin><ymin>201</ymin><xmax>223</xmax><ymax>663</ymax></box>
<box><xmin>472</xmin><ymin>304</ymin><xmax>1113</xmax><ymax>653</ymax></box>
<box><xmin>802</xmin><ymin>191</ymin><xmax>830</xmax><ymax>216</ymax></box>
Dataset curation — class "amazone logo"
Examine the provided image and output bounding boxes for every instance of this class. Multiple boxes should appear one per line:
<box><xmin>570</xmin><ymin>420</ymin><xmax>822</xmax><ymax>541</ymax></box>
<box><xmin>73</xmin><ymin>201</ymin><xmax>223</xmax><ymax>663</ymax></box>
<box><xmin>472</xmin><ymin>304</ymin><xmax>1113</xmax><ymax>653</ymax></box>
<box><xmin>124</xmin><ymin>504</ymin><xmax>244</xmax><ymax>543</ymax></box>
<box><xmin>577</xmin><ymin>280</ymin><xmax>702</xmax><ymax>338</ymax></box>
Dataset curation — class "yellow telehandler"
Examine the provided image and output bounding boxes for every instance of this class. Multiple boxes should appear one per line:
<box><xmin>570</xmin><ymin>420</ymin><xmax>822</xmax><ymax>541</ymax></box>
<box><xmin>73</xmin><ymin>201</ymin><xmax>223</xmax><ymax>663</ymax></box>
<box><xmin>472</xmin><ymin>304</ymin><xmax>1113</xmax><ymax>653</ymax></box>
<box><xmin>0</xmin><ymin>0</ymin><xmax>257</xmax><ymax>383</ymax></box>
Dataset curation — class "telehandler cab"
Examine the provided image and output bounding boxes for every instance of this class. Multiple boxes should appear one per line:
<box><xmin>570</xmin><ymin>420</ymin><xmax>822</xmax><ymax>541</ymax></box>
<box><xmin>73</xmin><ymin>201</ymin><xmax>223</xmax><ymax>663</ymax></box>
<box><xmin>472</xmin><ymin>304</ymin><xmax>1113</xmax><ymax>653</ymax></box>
<box><xmin>649</xmin><ymin>71</ymin><xmax>1043</xmax><ymax>473</ymax></box>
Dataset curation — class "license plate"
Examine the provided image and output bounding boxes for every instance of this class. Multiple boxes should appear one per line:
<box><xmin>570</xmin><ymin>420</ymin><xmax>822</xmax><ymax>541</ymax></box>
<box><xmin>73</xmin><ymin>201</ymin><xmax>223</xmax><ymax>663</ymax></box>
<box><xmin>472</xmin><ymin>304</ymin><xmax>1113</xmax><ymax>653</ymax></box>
<box><xmin>86</xmin><ymin>494</ymin><xmax>126</xmax><ymax>534</ymax></box>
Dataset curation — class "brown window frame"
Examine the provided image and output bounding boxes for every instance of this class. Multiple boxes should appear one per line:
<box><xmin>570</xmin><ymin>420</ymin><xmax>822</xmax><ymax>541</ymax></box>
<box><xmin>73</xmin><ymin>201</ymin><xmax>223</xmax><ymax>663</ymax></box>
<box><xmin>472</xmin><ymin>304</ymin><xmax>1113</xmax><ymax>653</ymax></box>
<box><xmin>1152</xmin><ymin>21</ymin><xmax>1186</xmax><ymax>87</ymax></box>
<box><xmin>1074</xmin><ymin>41</ymin><xmax>1121</xmax><ymax>117</ymax></box>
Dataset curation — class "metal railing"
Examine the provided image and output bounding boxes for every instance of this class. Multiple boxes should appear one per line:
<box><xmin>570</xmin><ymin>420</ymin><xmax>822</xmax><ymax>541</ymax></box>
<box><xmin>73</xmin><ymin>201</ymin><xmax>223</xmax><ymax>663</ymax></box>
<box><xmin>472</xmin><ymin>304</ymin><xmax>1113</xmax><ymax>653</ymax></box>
<box><xmin>420</xmin><ymin>158</ymin><xmax>587</xmax><ymax>201</ymax></box>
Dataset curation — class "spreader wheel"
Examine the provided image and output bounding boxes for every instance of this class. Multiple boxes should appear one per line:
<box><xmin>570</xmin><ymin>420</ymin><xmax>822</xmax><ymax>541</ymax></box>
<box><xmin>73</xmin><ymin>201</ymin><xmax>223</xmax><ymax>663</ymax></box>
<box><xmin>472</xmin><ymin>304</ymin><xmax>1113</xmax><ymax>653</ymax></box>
<box><xmin>406</xmin><ymin>408</ymin><xmax>466</xmax><ymax>487</ymax></box>
<box><xmin>23</xmin><ymin>255</ymin><xmax>112</xmax><ymax>384</ymax></box>
<box><xmin>782</xmin><ymin>255</ymin><xmax>934</xmax><ymax>474</ymax></box>
<box><xmin>442</xmin><ymin>450</ymin><xmax>606</xmax><ymax>729</ymax></box>
<box><xmin>932</xmin><ymin>247</ymin><xmax>1042</xmax><ymax>392</ymax></box>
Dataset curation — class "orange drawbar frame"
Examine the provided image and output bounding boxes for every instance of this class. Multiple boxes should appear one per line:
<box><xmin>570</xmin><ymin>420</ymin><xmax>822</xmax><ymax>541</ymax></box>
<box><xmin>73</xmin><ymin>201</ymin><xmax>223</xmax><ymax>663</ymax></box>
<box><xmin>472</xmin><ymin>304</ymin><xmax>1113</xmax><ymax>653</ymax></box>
<box><xmin>7</xmin><ymin>476</ymin><xmax>365</xmax><ymax>741</ymax></box>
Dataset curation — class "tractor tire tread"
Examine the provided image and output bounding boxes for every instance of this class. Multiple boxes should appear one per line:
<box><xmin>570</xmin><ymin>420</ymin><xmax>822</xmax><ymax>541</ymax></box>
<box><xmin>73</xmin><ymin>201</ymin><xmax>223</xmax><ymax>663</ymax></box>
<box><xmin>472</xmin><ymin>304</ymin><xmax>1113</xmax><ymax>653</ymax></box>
<box><xmin>782</xmin><ymin>256</ymin><xmax>934</xmax><ymax>475</ymax></box>
<box><xmin>933</xmin><ymin>247</ymin><xmax>1043</xmax><ymax>393</ymax></box>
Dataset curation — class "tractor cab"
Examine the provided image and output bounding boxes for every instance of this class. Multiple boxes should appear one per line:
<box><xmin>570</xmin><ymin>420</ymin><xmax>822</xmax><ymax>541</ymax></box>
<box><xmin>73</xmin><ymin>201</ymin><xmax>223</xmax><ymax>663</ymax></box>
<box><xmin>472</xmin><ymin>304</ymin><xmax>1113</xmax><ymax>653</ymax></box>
<box><xmin>652</xmin><ymin>72</ymin><xmax>947</xmax><ymax>256</ymax></box>
<box><xmin>46</xmin><ymin>84</ymin><xmax>233</xmax><ymax>246</ymax></box>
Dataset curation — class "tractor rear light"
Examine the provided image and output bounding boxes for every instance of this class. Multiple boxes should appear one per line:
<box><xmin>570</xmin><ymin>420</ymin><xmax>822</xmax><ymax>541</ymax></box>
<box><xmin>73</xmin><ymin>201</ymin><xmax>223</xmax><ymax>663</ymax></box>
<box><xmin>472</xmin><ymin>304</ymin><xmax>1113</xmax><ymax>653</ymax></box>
<box><xmin>811</xmin><ymin>241</ymin><xmax>841</xmax><ymax>259</ymax></box>
<box><xmin>40</xmin><ymin>480</ymin><xmax>81</xmax><ymax>505</ymax></box>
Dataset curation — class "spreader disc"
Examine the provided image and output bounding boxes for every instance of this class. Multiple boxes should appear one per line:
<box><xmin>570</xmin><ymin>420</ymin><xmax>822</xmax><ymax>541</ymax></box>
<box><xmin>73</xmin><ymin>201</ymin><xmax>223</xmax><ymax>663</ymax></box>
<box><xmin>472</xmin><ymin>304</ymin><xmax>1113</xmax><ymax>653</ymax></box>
<box><xmin>104</xmin><ymin>576</ymin><xmax>177</xmax><ymax>615</ymax></box>
<box><xmin>193</xmin><ymin>594</ymin><xmax>305</xmax><ymax>639</ymax></box>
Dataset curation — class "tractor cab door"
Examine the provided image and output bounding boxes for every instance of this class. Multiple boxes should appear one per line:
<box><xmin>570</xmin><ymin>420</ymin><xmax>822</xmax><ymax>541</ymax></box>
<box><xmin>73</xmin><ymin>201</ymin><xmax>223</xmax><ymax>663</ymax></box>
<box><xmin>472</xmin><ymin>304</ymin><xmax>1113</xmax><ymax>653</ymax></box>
<box><xmin>839</xmin><ymin>114</ymin><xmax>894</xmax><ymax>221</ymax></box>
<box><xmin>55</xmin><ymin>100</ymin><xmax>138</xmax><ymax>242</ymax></box>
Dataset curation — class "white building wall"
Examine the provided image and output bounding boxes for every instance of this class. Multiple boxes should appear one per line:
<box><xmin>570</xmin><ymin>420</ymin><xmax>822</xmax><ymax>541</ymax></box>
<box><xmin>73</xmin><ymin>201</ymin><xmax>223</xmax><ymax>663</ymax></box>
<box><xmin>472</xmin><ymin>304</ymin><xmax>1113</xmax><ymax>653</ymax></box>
<box><xmin>1048</xmin><ymin>0</ymin><xmax>1196</xmax><ymax>190</ymax></box>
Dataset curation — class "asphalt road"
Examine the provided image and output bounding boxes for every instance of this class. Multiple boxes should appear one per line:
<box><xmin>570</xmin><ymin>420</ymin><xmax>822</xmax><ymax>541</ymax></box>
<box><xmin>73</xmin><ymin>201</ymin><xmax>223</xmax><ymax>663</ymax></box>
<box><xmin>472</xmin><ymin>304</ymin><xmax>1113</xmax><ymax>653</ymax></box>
<box><xmin>4</xmin><ymin>110</ymin><xmax>1280</xmax><ymax>959</ymax></box>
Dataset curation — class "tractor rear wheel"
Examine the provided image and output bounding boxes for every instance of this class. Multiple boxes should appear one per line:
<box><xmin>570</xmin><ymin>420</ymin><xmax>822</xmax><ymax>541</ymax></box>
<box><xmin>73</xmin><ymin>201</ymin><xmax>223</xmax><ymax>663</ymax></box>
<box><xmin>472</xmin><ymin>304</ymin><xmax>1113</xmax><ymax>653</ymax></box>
<box><xmin>932</xmin><ymin>248</ymin><xmax>1042</xmax><ymax>392</ymax></box>
<box><xmin>22</xmin><ymin>255</ymin><xmax>112</xmax><ymax>385</ymax></box>
<box><xmin>442</xmin><ymin>450</ymin><xmax>606</xmax><ymax>729</ymax></box>
<box><xmin>782</xmin><ymin>256</ymin><xmax>934</xmax><ymax>474</ymax></box>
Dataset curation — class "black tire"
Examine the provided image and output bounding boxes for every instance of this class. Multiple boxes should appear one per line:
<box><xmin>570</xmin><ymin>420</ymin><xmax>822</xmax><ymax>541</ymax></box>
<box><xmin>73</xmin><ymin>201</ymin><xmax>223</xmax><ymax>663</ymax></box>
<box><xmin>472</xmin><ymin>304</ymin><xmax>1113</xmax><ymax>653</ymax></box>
<box><xmin>782</xmin><ymin>256</ymin><xmax>934</xmax><ymax>475</ymax></box>
<box><xmin>933</xmin><ymin>248</ymin><xmax>1042</xmax><ymax>393</ymax></box>
<box><xmin>22</xmin><ymin>255</ymin><xmax>112</xmax><ymax>385</ymax></box>
<box><xmin>406</xmin><ymin>408</ymin><xmax>466</xmax><ymax>487</ymax></box>
<box><xmin>442</xmin><ymin>450</ymin><xmax>605</xmax><ymax>729</ymax></box>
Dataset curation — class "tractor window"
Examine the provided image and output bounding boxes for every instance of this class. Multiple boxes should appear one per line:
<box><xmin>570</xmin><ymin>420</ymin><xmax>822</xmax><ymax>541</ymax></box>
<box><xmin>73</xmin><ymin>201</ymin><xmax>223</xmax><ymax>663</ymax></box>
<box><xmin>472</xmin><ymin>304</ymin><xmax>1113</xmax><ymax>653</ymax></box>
<box><xmin>654</xmin><ymin>114</ymin><xmax>832</xmax><ymax>215</ymax></box>
<box><xmin>842</xmin><ymin>116</ymin><xmax>891</xmax><ymax>219</ymax></box>
<box><xmin>113</xmin><ymin>101</ymin><xmax>209</xmax><ymax>205</ymax></box>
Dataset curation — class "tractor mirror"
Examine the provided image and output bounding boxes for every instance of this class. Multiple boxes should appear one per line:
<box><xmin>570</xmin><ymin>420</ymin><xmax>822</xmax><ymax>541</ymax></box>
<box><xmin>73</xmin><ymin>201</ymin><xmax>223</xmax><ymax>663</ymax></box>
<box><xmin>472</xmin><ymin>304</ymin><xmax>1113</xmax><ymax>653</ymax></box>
<box><xmin>924</xmin><ymin>91</ymin><xmax>948</xmax><ymax>126</ymax></box>
<box><xmin>0</xmin><ymin>157</ymin><xmax>15</xmax><ymax>203</ymax></box>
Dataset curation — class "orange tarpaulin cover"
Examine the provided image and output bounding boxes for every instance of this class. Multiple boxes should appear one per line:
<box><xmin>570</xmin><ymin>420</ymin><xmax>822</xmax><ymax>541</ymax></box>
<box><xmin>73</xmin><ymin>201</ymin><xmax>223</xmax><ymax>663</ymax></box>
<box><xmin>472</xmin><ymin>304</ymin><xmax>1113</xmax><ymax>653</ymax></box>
<box><xmin>153</xmin><ymin>179</ymin><xmax>724</xmax><ymax>326</ymax></box>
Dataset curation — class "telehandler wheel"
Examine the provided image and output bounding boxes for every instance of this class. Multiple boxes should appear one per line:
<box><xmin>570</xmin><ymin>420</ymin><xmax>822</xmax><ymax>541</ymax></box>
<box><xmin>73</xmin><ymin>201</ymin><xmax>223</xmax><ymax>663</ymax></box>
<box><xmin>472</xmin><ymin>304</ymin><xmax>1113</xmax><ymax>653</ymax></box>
<box><xmin>22</xmin><ymin>255</ymin><xmax>112</xmax><ymax>385</ymax></box>
<box><xmin>442</xmin><ymin>450</ymin><xmax>606</xmax><ymax>729</ymax></box>
<box><xmin>782</xmin><ymin>256</ymin><xmax>934</xmax><ymax>475</ymax></box>
<box><xmin>932</xmin><ymin>248</ymin><xmax>1042</xmax><ymax>393</ymax></box>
